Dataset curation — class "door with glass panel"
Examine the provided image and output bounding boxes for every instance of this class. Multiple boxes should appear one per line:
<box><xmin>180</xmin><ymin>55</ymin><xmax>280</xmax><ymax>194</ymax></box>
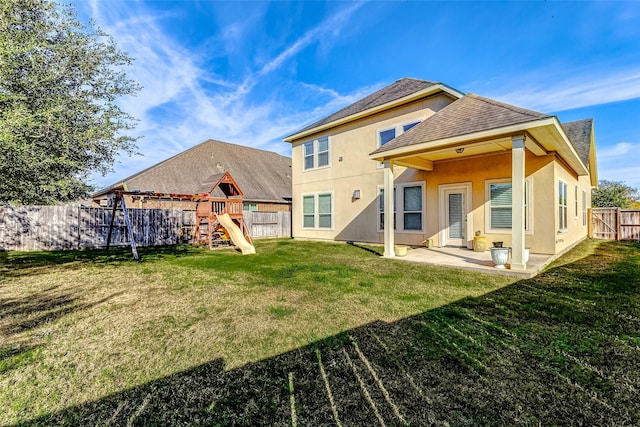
<box><xmin>445</xmin><ymin>190</ymin><xmax>466</xmax><ymax>246</ymax></box>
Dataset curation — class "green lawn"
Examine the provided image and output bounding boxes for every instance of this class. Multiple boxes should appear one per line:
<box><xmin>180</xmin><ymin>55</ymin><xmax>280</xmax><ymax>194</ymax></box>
<box><xmin>0</xmin><ymin>239</ymin><xmax>638</xmax><ymax>425</ymax></box>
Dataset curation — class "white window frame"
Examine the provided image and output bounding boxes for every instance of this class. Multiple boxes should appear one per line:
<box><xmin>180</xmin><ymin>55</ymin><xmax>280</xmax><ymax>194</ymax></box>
<box><xmin>582</xmin><ymin>190</ymin><xmax>587</xmax><ymax>227</ymax></box>
<box><xmin>485</xmin><ymin>178</ymin><xmax>533</xmax><ymax>234</ymax></box>
<box><xmin>377</xmin><ymin>181</ymin><xmax>425</xmax><ymax>233</ymax></box>
<box><xmin>301</xmin><ymin>192</ymin><xmax>333</xmax><ymax>230</ymax></box>
<box><xmin>302</xmin><ymin>136</ymin><xmax>330</xmax><ymax>171</ymax></box>
<box><xmin>376</xmin><ymin>119</ymin><xmax>423</xmax><ymax>168</ymax></box>
<box><xmin>574</xmin><ymin>185</ymin><xmax>579</xmax><ymax>219</ymax></box>
<box><xmin>558</xmin><ymin>180</ymin><xmax>568</xmax><ymax>232</ymax></box>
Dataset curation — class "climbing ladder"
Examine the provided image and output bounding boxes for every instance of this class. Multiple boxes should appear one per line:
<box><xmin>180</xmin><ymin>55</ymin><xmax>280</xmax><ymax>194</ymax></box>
<box><xmin>106</xmin><ymin>191</ymin><xmax>139</xmax><ymax>260</ymax></box>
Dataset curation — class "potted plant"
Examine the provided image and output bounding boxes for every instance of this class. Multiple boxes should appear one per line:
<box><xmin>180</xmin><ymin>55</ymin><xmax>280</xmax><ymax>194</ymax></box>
<box><xmin>490</xmin><ymin>245</ymin><xmax>510</xmax><ymax>269</ymax></box>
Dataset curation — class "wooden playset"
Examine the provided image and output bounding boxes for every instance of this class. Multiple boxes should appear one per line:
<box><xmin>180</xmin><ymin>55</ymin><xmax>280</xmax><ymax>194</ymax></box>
<box><xmin>105</xmin><ymin>171</ymin><xmax>255</xmax><ymax>259</ymax></box>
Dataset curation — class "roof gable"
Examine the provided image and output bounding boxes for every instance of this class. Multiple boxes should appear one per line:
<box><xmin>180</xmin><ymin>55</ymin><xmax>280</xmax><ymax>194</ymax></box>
<box><xmin>562</xmin><ymin>119</ymin><xmax>593</xmax><ymax>166</ymax></box>
<box><xmin>372</xmin><ymin>94</ymin><xmax>552</xmax><ymax>155</ymax></box>
<box><xmin>94</xmin><ymin>140</ymin><xmax>292</xmax><ymax>203</ymax></box>
<box><xmin>286</xmin><ymin>78</ymin><xmax>458</xmax><ymax>139</ymax></box>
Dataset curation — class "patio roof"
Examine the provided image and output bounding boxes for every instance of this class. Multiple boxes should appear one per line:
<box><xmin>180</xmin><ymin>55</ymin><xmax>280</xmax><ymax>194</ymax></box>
<box><xmin>370</xmin><ymin>94</ymin><xmax>589</xmax><ymax>176</ymax></box>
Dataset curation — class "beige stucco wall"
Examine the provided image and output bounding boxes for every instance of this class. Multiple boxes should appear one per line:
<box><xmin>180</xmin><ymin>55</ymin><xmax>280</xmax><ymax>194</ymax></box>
<box><xmin>290</xmin><ymin>95</ymin><xmax>592</xmax><ymax>255</ymax></box>
<box><xmin>291</xmin><ymin>94</ymin><xmax>454</xmax><ymax>243</ymax></box>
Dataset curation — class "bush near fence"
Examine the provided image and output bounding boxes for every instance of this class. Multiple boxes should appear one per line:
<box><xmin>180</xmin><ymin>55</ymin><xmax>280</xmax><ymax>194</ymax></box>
<box><xmin>0</xmin><ymin>206</ymin><xmax>290</xmax><ymax>251</ymax></box>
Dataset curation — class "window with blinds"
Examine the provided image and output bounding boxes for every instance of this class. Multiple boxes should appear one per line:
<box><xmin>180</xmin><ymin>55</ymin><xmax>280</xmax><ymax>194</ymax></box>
<box><xmin>486</xmin><ymin>179</ymin><xmax>530</xmax><ymax>232</ymax></box>
<box><xmin>302</xmin><ymin>193</ymin><xmax>332</xmax><ymax>229</ymax></box>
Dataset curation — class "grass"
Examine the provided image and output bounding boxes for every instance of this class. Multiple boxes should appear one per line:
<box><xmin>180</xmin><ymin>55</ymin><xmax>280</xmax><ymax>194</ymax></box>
<box><xmin>0</xmin><ymin>238</ymin><xmax>638</xmax><ymax>425</ymax></box>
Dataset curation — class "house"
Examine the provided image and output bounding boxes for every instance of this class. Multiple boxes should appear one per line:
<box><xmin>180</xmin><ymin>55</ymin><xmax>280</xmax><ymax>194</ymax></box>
<box><xmin>284</xmin><ymin>78</ymin><xmax>597</xmax><ymax>272</ymax></box>
<box><xmin>93</xmin><ymin>139</ymin><xmax>292</xmax><ymax>212</ymax></box>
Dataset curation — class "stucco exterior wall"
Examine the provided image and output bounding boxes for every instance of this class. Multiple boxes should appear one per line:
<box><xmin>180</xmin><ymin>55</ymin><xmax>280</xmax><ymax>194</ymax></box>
<box><xmin>291</xmin><ymin>94</ymin><xmax>454</xmax><ymax>243</ymax></box>
<box><xmin>290</xmin><ymin>94</ymin><xmax>593</xmax><ymax>256</ymax></box>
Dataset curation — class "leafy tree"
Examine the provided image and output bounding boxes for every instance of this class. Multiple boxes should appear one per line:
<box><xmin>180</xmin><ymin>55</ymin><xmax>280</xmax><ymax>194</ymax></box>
<box><xmin>0</xmin><ymin>0</ymin><xmax>139</xmax><ymax>204</ymax></box>
<box><xmin>592</xmin><ymin>180</ymin><xmax>639</xmax><ymax>208</ymax></box>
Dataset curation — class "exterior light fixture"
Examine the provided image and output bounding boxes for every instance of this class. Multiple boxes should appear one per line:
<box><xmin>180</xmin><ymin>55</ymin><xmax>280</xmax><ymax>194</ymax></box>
<box><xmin>352</xmin><ymin>190</ymin><xmax>361</xmax><ymax>200</ymax></box>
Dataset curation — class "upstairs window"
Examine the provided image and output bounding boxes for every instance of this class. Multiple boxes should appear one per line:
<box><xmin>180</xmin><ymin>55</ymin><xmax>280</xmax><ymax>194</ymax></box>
<box><xmin>377</xmin><ymin>120</ymin><xmax>421</xmax><ymax>168</ymax></box>
<box><xmin>303</xmin><ymin>136</ymin><xmax>330</xmax><ymax>170</ymax></box>
<box><xmin>379</xmin><ymin>128</ymin><xmax>396</xmax><ymax>147</ymax></box>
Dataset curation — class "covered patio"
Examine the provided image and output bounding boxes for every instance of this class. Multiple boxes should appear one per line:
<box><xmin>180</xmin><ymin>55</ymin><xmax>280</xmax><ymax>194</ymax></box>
<box><xmin>370</xmin><ymin>94</ymin><xmax>591</xmax><ymax>273</ymax></box>
<box><xmin>394</xmin><ymin>246</ymin><xmax>555</xmax><ymax>278</ymax></box>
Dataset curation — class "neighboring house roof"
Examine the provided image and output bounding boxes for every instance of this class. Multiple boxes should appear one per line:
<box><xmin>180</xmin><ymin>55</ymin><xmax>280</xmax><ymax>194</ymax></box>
<box><xmin>562</xmin><ymin>118</ymin><xmax>593</xmax><ymax>167</ymax></box>
<box><xmin>93</xmin><ymin>140</ymin><xmax>292</xmax><ymax>203</ymax></box>
<box><xmin>371</xmin><ymin>94</ymin><xmax>552</xmax><ymax>155</ymax></box>
<box><xmin>285</xmin><ymin>78</ymin><xmax>463</xmax><ymax>140</ymax></box>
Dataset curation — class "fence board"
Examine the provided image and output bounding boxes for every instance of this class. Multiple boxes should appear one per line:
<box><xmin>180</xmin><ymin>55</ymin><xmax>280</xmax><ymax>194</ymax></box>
<box><xmin>0</xmin><ymin>206</ymin><xmax>291</xmax><ymax>251</ymax></box>
<box><xmin>590</xmin><ymin>208</ymin><xmax>640</xmax><ymax>241</ymax></box>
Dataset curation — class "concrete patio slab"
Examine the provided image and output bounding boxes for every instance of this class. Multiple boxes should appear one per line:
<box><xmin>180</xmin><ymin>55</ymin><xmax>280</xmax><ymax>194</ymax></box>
<box><xmin>393</xmin><ymin>246</ymin><xmax>555</xmax><ymax>278</ymax></box>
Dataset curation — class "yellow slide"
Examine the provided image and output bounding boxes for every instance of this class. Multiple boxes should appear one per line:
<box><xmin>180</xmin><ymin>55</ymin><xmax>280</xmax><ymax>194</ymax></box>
<box><xmin>217</xmin><ymin>213</ymin><xmax>256</xmax><ymax>255</ymax></box>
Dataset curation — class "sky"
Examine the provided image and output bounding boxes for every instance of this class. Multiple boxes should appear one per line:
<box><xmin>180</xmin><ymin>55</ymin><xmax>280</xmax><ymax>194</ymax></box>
<box><xmin>71</xmin><ymin>0</ymin><xmax>640</xmax><ymax>190</ymax></box>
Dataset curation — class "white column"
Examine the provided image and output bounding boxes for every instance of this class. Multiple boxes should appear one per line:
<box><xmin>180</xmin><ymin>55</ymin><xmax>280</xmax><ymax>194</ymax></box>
<box><xmin>383</xmin><ymin>161</ymin><xmax>395</xmax><ymax>258</ymax></box>
<box><xmin>511</xmin><ymin>135</ymin><xmax>526</xmax><ymax>271</ymax></box>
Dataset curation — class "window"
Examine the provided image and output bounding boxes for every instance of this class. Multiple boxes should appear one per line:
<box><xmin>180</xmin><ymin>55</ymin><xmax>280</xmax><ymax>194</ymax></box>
<box><xmin>378</xmin><ymin>188</ymin><xmax>396</xmax><ymax>230</ymax></box>
<box><xmin>303</xmin><ymin>136</ymin><xmax>330</xmax><ymax>170</ymax></box>
<box><xmin>575</xmin><ymin>185</ymin><xmax>579</xmax><ymax>218</ymax></box>
<box><xmin>243</xmin><ymin>203</ymin><xmax>258</xmax><ymax>211</ymax></box>
<box><xmin>378</xmin><ymin>182</ymin><xmax>424</xmax><ymax>232</ymax></box>
<box><xmin>377</xmin><ymin>120</ymin><xmax>422</xmax><ymax>168</ymax></box>
<box><xmin>486</xmin><ymin>179</ymin><xmax>530</xmax><ymax>231</ymax></box>
<box><xmin>302</xmin><ymin>193</ymin><xmax>332</xmax><ymax>229</ymax></box>
<box><xmin>318</xmin><ymin>194</ymin><xmax>332</xmax><ymax>228</ymax></box>
<box><xmin>403</xmin><ymin>186</ymin><xmax>423</xmax><ymax>230</ymax></box>
<box><xmin>403</xmin><ymin>121</ymin><xmax>420</xmax><ymax>132</ymax></box>
<box><xmin>379</xmin><ymin>128</ymin><xmax>396</xmax><ymax>147</ymax></box>
<box><xmin>582</xmin><ymin>190</ymin><xmax>587</xmax><ymax>227</ymax></box>
<box><xmin>559</xmin><ymin>180</ymin><xmax>568</xmax><ymax>232</ymax></box>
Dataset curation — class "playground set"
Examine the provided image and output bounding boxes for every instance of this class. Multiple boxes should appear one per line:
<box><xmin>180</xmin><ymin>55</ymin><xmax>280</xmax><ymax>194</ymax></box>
<box><xmin>106</xmin><ymin>172</ymin><xmax>256</xmax><ymax>259</ymax></box>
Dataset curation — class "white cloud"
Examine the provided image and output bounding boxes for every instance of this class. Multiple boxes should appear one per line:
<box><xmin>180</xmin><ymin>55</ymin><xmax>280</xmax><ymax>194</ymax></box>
<box><xmin>86</xmin><ymin>1</ymin><xmax>369</xmax><ymax>189</ymax></box>
<box><xmin>595</xmin><ymin>142</ymin><xmax>640</xmax><ymax>189</ymax></box>
<box><xmin>487</xmin><ymin>68</ymin><xmax>640</xmax><ymax>112</ymax></box>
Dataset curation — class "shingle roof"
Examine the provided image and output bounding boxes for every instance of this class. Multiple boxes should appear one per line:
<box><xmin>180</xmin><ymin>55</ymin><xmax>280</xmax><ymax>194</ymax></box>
<box><xmin>371</xmin><ymin>94</ymin><xmax>552</xmax><ymax>155</ymax></box>
<box><xmin>94</xmin><ymin>140</ymin><xmax>292</xmax><ymax>203</ymax></box>
<box><xmin>562</xmin><ymin>119</ymin><xmax>593</xmax><ymax>166</ymax></box>
<box><xmin>287</xmin><ymin>78</ymin><xmax>443</xmax><ymax>138</ymax></box>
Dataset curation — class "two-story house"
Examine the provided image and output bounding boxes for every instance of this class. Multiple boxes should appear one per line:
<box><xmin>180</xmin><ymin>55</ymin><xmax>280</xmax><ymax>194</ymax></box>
<box><xmin>284</xmin><ymin>78</ymin><xmax>597</xmax><ymax>272</ymax></box>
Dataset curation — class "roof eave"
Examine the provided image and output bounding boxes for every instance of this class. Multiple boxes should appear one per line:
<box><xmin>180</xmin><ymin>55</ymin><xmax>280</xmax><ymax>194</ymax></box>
<box><xmin>284</xmin><ymin>84</ymin><xmax>464</xmax><ymax>142</ymax></box>
<box><xmin>370</xmin><ymin>117</ymin><xmax>590</xmax><ymax>176</ymax></box>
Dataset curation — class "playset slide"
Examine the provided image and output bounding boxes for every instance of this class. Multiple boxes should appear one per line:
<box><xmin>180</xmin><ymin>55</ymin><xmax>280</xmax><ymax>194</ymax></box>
<box><xmin>217</xmin><ymin>213</ymin><xmax>256</xmax><ymax>255</ymax></box>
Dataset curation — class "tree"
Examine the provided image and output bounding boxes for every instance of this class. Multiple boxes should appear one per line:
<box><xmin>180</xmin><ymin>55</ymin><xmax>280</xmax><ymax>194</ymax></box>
<box><xmin>592</xmin><ymin>180</ymin><xmax>639</xmax><ymax>208</ymax></box>
<box><xmin>0</xmin><ymin>0</ymin><xmax>139</xmax><ymax>204</ymax></box>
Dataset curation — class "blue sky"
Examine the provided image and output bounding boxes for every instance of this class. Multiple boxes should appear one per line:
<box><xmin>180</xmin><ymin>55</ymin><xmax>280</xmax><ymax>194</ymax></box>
<box><xmin>72</xmin><ymin>1</ymin><xmax>640</xmax><ymax>190</ymax></box>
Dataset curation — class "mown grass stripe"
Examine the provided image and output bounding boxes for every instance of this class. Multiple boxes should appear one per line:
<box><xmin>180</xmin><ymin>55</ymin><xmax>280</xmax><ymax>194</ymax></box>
<box><xmin>126</xmin><ymin>393</ymin><xmax>150</xmax><ymax>427</ymax></box>
<box><xmin>315</xmin><ymin>349</ymin><xmax>342</xmax><ymax>427</ymax></box>
<box><xmin>288</xmin><ymin>372</ymin><xmax>297</xmax><ymax>427</ymax></box>
<box><xmin>350</xmin><ymin>336</ymin><xmax>406</xmax><ymax>425</ymax></box>
<box><xmin>370</xmin><ymin>332</ymin><xmax>432</xmax><ymax>404</ymax></box>
<box><xmin>342</xmin><ymin>347</ymin><xmax>386</xmax><ymax>427</ymax></box>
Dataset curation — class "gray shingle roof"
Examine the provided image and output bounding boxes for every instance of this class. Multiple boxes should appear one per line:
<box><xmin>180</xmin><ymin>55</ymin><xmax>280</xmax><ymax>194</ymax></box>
<box><xmin>562</xmin><ymin>119</ymin><xmax>593</xmax><ymax>166</ymax></box>
<box><xmin>94</xmin><ymin>140</ymin><xmax>292</xmax><ymax>203</ymax></box>
<box><xmin>287</xmin><ymin>78</ymin><xmax>443</xmax><ymax>138</ymax></box>
<box><xmin>371</xmin><ymin>94</ymin><xmax>552</xmax><ymax>155</ymax></box>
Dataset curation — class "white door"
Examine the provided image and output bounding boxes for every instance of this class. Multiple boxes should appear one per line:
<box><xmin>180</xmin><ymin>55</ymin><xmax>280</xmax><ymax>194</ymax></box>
<box><xmin>445</xmin><ymin>190</ymin><xmax>466</xmax><ymax>246</ymax></box>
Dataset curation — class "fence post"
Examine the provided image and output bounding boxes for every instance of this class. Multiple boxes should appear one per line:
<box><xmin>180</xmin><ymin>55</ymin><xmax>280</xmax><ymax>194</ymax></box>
<box><xmin>616</xmin><ymin>207</ymin><xmax>621</xmax><ymax>241</ymax></box>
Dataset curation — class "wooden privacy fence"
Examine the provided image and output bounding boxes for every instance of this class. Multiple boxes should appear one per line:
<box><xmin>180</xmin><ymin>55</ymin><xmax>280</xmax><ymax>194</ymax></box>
<box><xmin>0</xmin><ymin>206</ymin><xmax>291</xmax><ymax>251</ymax></box>
<box><xmin>589</xmin><ymin>208</ymin><xmax>640</xmax><ymax>241</ymax></box>
<box><xmin>243</xmin><ymin>211</ymin><xmax>291</xmax><ymax>239</ymax></box>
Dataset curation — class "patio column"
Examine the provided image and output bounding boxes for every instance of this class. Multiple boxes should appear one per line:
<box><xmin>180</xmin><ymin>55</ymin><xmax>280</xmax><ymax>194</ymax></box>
<box><xmin>383</xmin><ymin>161</ymin><xmax>395</xmax><ymax>258</ymax></box>
<box><xmin>511</xmin><ymin>135</ymin><xmax>527</xmax><ymax>271</ymax></box>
